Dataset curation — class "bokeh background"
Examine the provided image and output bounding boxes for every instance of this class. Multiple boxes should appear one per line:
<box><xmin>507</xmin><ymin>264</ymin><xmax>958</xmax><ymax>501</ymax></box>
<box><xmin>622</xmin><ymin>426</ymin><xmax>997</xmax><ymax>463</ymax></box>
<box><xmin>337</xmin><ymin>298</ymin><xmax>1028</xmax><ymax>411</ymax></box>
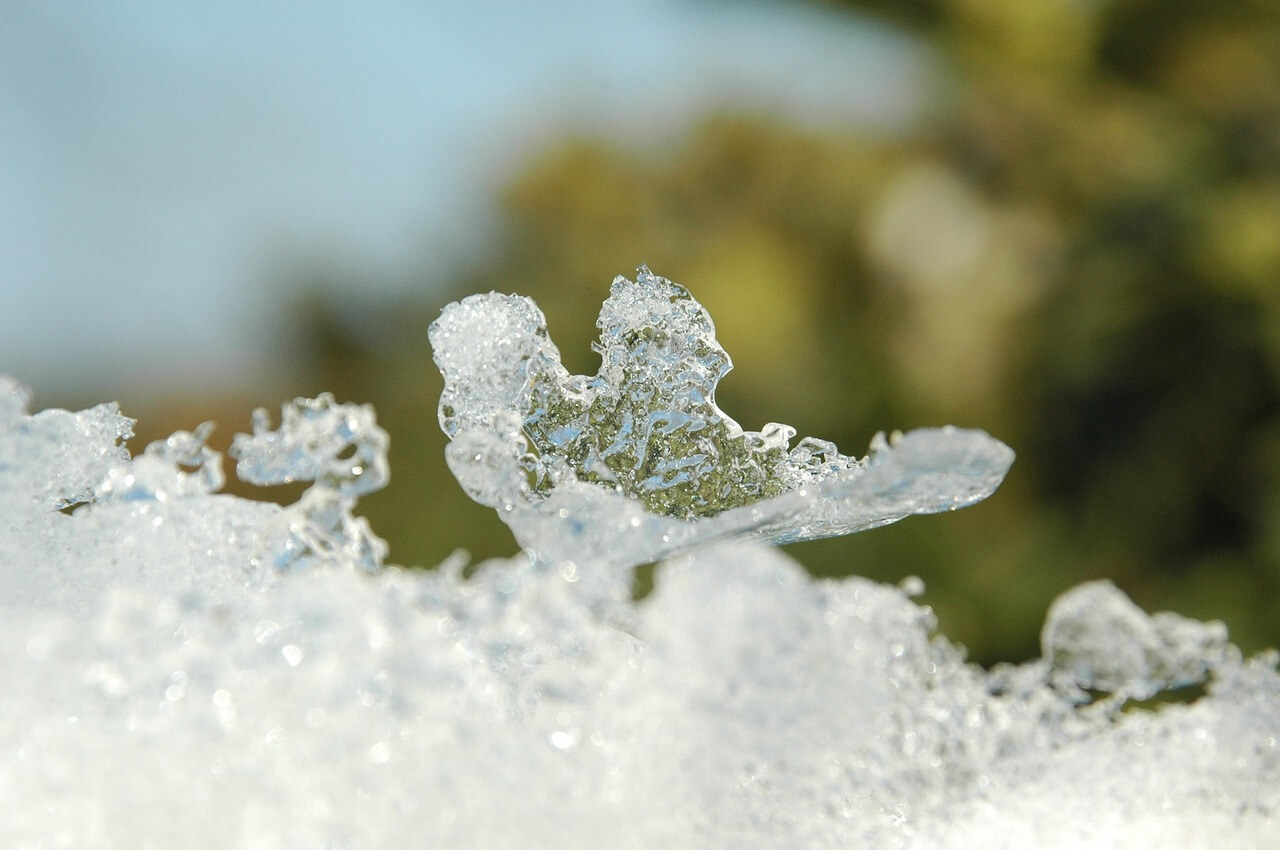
<box><xmin>5</xmin><ymin>0</ymin><xmax>1278</xmax><ymax>665</ymax></box>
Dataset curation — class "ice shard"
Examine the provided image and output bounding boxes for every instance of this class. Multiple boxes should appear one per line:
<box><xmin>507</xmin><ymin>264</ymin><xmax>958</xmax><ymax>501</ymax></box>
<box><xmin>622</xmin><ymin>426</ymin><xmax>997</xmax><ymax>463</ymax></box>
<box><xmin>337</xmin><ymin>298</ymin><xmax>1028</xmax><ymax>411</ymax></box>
<box><xmin>430</xmin><ymin>266</ymin><xmax>1015</xmax><ymax>565</ymax></box>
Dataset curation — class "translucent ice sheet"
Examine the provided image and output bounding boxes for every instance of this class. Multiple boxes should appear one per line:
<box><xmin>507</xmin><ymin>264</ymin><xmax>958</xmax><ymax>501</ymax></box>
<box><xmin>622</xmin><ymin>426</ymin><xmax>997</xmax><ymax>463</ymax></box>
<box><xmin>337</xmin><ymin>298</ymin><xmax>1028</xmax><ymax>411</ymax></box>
<box><xmin>430</xmin><ymin>267</ymin><xmax>1014</xmax><ymax>566</ymax></box>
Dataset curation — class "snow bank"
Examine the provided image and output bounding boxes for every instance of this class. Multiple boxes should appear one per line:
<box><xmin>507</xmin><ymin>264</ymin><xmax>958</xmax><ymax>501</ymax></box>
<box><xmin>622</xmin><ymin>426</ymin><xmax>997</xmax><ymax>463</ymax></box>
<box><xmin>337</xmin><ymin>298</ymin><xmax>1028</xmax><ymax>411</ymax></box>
<box><xmin>2</xmin><ymin>269</ymin><xmax>1275</xmax><ymax>848</ymax></box>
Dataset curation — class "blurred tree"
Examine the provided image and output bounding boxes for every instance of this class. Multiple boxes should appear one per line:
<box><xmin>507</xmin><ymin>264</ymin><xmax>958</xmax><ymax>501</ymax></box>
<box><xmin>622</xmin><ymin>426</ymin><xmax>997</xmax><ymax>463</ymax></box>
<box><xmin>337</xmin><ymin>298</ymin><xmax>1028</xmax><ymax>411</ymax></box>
<box><xmin>189</xmin><ymin>0</ymin><xmax>1280</xmax><ymax>666</ymax></box>
<box><xmin>821</xmin><ymin>0</ymin><xmax>1280</xmax><ymax>657</ymax></box>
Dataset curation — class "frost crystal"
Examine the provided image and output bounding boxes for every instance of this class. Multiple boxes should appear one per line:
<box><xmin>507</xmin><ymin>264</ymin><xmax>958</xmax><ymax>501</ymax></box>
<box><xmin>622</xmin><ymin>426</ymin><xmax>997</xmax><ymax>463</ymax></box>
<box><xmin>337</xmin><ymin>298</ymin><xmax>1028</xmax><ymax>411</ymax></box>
<box><xmin>1</xmin><ymin>267</ymin><xmax>1278</xmax><ymax>848</ymax></box>
<box><xmin>231</xmin><ymin>393</ymin><xmax>390</xmax><ymax>572</ymax></box>
<box><xmin>430</xmin><ymin>266</ymin><xmax>1015</xmax><ymax>565</ymax></box>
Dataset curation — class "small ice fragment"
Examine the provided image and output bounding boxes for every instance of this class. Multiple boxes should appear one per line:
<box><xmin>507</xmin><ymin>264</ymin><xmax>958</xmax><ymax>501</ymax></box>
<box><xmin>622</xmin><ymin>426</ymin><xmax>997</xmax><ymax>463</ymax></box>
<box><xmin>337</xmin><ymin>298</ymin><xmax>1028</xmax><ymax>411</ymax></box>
<box><xmin>1041</xmin><ymin>580</ymin><xmax>1228</xmax><ymax>699</ymax></box>
<box><xmin>97</xmin><ymin>422</ymin><xmax>224</xmax><ymax>502</ymax></box>
<box><xmin>231</xmin><ymin>393</ymin><xmax>390</xmax><ymax>572</ymax></box>
<box><xmin>231</xmin><ymin>393</ymin><xmax>388</xmax><ymax>498</ymax></box>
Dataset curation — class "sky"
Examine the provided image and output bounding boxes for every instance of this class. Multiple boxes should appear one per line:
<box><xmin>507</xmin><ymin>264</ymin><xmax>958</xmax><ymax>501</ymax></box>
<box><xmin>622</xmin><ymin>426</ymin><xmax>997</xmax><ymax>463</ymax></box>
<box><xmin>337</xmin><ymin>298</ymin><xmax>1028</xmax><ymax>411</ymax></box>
<box><xmin>0</xmin><ymin>0</ymin><xmax>926</xmax><ymax>396</ymax></box>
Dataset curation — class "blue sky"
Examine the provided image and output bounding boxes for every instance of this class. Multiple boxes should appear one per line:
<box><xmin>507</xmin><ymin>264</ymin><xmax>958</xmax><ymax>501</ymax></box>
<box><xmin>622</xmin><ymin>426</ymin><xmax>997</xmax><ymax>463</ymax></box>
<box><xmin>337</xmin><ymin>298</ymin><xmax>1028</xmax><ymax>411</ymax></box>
<box><xmin>0</xmin><ymin>0</ymin><xmax>925</xmax><ymax>395</ymax></box>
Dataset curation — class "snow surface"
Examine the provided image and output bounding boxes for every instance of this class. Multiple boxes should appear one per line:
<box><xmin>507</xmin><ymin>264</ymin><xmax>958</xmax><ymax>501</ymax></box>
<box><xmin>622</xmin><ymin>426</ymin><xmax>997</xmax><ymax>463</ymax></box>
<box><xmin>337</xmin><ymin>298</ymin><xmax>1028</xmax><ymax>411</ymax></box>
<box><xmin>1</xmin><ymin>269</ymin><xmax>1277</xmax><ymax>848</ymax></box>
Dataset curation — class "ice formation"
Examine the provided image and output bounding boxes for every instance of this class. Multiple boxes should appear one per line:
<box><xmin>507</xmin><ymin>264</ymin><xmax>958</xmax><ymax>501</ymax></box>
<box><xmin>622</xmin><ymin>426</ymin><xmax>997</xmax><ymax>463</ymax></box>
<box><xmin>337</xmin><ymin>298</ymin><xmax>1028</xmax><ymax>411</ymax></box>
<box><xmin>2</xmin><ymin>269</ymin><xmax>1278</xmax><ymax>848</ymax></box>
<box><xmin>429</xmin><ymin>266</ymin><xmax>1015</xmax><ymax>566</ymax></box>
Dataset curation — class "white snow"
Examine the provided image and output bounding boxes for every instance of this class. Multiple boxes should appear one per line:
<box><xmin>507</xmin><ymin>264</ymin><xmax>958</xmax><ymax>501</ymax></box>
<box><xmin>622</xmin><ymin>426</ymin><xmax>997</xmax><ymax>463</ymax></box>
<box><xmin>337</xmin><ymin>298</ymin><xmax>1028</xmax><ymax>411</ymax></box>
<box><xmin>1</xmin><ymin>271</ymin><xmax>1276</xmax><ymax>847</ymax></box>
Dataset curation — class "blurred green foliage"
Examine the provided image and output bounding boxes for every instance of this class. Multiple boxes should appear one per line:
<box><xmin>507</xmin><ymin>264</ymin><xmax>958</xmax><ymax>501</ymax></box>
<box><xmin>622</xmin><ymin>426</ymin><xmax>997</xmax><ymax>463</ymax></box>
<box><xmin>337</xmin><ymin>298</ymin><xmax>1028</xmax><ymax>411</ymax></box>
<box><xmin>137</xmin><ymin>0</ymin><xmax>1280</xmax><ymax>665</ymax></box>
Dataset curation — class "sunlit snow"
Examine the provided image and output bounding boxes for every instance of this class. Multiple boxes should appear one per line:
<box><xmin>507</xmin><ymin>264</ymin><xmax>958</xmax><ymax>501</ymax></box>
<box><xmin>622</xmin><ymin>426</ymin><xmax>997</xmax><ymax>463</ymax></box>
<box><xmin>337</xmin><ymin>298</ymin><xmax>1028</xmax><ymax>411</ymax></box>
<box><xmin>1</xmin><ymin>270</ymin><xmax>1276</xmax><ymax>848</ymax></box>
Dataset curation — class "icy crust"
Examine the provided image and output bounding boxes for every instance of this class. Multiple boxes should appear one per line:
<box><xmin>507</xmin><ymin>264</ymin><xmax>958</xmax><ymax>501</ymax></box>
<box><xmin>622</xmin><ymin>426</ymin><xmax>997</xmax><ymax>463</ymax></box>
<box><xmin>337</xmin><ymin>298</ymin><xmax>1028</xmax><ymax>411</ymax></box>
<box><xmin>1</xmin><ymin>379</ymin><xmax>1278</xmax><ymax>846</ymax></box>
<box><xmin>1042</xmin><ymin>580</ymin><xmax>1230</xmax><ymax>700</ymax></box>
<box><xmin>0</xmin><ymin>376</ymin><xmax>134</xmax><ymax>514</ymax></box>
<box><xmin>0</xmin><ymin>383</ymin><xmax>389</xmax><ymax>611</ymax></box>
<box><xmin>430</xmin><ymin>267</ymin><xmax>1014</xmax><ymax>565</ymax></box>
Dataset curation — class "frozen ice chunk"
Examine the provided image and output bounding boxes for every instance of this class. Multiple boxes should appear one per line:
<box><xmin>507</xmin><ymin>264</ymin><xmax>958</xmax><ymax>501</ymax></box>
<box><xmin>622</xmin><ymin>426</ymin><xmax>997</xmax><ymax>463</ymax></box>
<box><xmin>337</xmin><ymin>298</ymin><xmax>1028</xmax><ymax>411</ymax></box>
<box><xmin>430</xmin><ymin>267</ymin><xmax>1014</xmax><ymax>564</ymax></box>
<box><xmin>1042</xmin><ymin>579</ymin><xmax>1229</xmax><ymax>699</ymax></box>
<box><xmin>231</xmin><ymin>392</ymin><xmax>388</xmax><ymax>498</ymax></box>
<box><xmin>231</xmin><ymin>393</ymin><xmax>390</xmax><ymax>572</ymax></box>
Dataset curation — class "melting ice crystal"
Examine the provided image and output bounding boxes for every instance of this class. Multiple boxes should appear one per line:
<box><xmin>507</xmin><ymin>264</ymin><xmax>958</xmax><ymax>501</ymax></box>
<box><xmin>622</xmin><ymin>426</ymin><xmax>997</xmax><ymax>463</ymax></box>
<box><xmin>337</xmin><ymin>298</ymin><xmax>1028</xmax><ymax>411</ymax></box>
<box><xmin>2</xmin><ymin>270</ymin><xmax>1278</xmax><ymax>848</ymax></box>
<box><xmin>430</xmin><ymin>266</ymin><xmax>1015</xmax><ymax>566</ymax></box>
